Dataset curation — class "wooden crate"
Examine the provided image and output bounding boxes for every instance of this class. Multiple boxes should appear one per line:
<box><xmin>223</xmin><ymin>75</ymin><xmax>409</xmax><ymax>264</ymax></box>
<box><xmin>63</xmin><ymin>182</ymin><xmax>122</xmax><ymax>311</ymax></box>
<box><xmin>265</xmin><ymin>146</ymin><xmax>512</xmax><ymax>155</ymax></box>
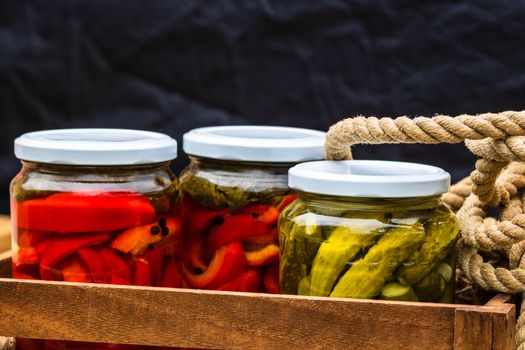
<box><xmin>0</xmin><ymin>251</ymin><xmax>516</xmax><ymax>350</ymax></box>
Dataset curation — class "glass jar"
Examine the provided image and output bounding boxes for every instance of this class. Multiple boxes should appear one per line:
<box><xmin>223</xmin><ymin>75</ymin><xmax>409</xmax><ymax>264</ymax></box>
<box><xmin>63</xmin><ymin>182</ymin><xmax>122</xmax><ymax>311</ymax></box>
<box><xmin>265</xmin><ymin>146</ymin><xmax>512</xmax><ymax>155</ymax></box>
<box><xmin>11</xmin><ymin>129</ymin><xmax>181</xmax><ymax>349</ymax></box>
<box><xmin>279</xmin><ymin>160</ymin><xmax>459</xmax><ymax>303</ymax></box>
<box><xmin>179</xmin><ymin>126</ymin><xmax>325</xmax><ymax>293</ymax></box>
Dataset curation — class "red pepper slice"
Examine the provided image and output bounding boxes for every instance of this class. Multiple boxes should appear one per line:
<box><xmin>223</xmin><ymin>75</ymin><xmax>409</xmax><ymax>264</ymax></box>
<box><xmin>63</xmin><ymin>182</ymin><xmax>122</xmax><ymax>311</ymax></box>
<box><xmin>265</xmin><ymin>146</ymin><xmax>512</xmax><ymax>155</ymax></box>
<box><xmin>182</xmin><ymin>198</ymin><xmax>228</xmax><ymax>235</ymax></box>
<box><xmin>58</xmin><ymin>255</ymin><xmax>93</xmax><ymax>283</ymax></box>
<box><xmin>216</xmin><ymin>269</ymin><xmax>261</xmax><ymax>292</ymax></box>
<box><xmin>16</xmin><ymin>338</ymin><xmax>43</xmax><ymax>350</ymax></box>
<box><xmin>276</xmin><ymin>194</ymin><xmax>297</xmax><ymax>213</ymax></box>
<box><xmin>111</xmin><ymin>275</ymin><xmax>132</xmax><ymax>286</ymax></box>
<box><xmin>78</xmin><ymin>249</ymin><xmax>109</xmax><ymax>283</ymax></box>
<box><xmin>263</xmin><ymin>264</ymin><xmax>280</xmax><ymax>294</ymax></box>
<box><xmin>39</xmin><ymin>231</ymin><xmax>113</xmax><ymax>280</ymax></box>
<box><xmin>184</xmin><ymin>242</ymin><xmax>247</xmax><ymax>289</ymax></box>
<box><xmin>111</xmin><ymin>217</ymin><xmax>180</xmax><ymax>255</ymax></box>
<box><xmin>206</xmin><ymin>215</ymin><xmax>270</xmax><ymax>256</ymax></box>
<box><xmin>16</xmin><ymin>191</ymin><xmax>155</xmax><ymax>233</ymax></box>
<box><xmin>241</xmin><ymin>204</ymin><xmax>280</xmax><ymax>226</ymax></box>
<box><xmin>12</xmin><ymin>271</ymin><xmax>38</xmax><ymax>280</ymax></box>
<box><xmin>13</xmin><ymin>247</ymin><xmax>39</xmax><ymax>274</ymax></box>
<box><xmin>133</xmin><ymin>258</ymin><xmax>152</xmax><ymax>286</ymax></box>
<box><xmin>142</xmin><ymin>246</ymin><xmax>164</xmax><ymax>286</ymax></box>
<box><xmin>160</xmin><ymin>259</ymin><xmax>182</xmax><ymax>288</ymax></box>
<box><xmin>238</xmin><ymin>269</ymin><xmax>262</xmax><ymax>292</ymax></box>
<box><xmin>99</xmin><ymin>247</ymin><xmax>133</xmax><ymax>283</ymax></box>
<box><xmin>246</xmin><ymin>244</ymin><xmax>279</xmax><ymax>267</ymax></box>
<box><xmin>185</xmin><ymin>235</ymin><xmax>208</xmax><ymax>272</ymax></box>
<box><xmin>244</xmin><ymin>228</ymin><xmax>278</xmax><ymax>251</ymax></box>
<box><xmin>17</xmin><ymin>230</ymin><xmax>46</xmax><ymax>248</ymax></box>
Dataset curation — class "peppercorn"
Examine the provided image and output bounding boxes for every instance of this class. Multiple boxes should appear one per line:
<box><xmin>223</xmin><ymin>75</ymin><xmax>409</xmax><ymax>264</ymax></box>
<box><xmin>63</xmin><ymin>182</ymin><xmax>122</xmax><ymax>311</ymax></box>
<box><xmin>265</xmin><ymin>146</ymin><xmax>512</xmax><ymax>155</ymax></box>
<box><xmin>161</xmin><ymin>226</ymin><xmax>169</xmax><ymax>236</ymax></box>
<box><xmin>150</xmin><ymin>226</ymin><xmax>161</xmax><ymax>235</ymax></box>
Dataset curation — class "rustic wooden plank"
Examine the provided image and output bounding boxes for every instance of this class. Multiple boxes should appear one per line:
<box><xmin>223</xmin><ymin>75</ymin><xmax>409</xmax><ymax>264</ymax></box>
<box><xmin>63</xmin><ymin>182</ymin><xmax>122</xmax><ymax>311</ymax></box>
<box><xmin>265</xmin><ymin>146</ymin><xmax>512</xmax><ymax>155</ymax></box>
<box><xmin>486</xmin><ymin>293</ymin><xmax>513</xmax><ymax>306</ymax></box>
<box><xmin>0</xmin><ymin>279</ymin><xmax>465</xmax><ymax>350</ymax></box>
<box><xmin>454</xmin><ymin>307</ymin><xmax>493</xmax><ymax>350</ymax></box>
<box><xmin>487</xmin><ymin>304</ymin><xmax>515</xmax><ymax>350</ymax></box>
<box><xmin>0</xmin><ymin>253</ymin><xmax>11</xmax><ymax>278</ymax></box>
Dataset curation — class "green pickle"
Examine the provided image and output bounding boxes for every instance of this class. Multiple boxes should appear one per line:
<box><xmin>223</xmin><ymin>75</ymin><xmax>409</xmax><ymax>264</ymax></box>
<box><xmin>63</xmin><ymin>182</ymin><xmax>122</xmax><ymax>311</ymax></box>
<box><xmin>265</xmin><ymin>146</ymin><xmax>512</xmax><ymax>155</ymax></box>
<box><xmin>309</xmin><ymin>218</ymin><xmax>384</xmax><ymax>296</ymax></box>
<box><xmin>330</xmin><ymin>221</ymin><xmax>425</xmax><ymax>298</ymax></box>
<box><xmin>280</xmin><ymin>200</ymin><xmax>457</xmax><ymax>302</ymax></box>
<box><xmin>397</xmin><ymin>207</ymin><xmax>459</xmax><ymax>285</ymax></box>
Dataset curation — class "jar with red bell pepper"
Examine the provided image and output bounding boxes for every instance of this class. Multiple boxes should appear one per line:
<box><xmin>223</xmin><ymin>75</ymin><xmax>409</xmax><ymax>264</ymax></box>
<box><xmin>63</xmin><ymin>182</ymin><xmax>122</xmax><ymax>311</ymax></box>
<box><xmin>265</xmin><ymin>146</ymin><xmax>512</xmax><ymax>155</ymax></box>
<box><xmin>11</xmin><ymin>129</ymin><xmax>181</xmax><ymax>350</ymax></box>
<box><xmin>180</xmin><ymin>126</ymin><xmax>325</xmax><ymax>293</ymax></box>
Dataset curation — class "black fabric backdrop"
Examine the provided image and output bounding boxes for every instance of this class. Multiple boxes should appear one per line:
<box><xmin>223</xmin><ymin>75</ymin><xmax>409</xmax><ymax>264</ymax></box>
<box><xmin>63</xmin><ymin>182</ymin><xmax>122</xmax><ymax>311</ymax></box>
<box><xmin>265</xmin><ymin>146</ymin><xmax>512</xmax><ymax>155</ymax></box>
<box><xmin>1</xmin><ymin>0</ymin><xmax>525</xmax><ymax>214</ymax></box>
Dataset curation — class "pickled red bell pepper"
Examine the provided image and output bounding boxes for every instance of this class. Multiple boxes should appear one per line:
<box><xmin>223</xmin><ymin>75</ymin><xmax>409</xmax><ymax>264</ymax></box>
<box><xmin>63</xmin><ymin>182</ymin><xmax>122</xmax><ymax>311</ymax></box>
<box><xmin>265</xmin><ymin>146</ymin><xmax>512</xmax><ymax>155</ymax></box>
<box><xmin>241</xmin><ymin>205</ymin><xmax>280</xmax><ymax>226</ymax></box>
<box><xmin>13</xmin><ymin>247</ymin><xmax>39</xmax><ymax>274</ymax></box>
<box><xmin>238</xmin><ymin>269</ymin><xmax>262</xmax><ymax>292</ymax></box>
<box><xmin>39</xmin><ymin>231</ymin><xmax>113</xmax><ymax>280</ymax></box>
<box><xmin>16</xmin><ymin>191</ymin><xmax>155</xmax><ymax>233</ymax></box>
<box><xmin>216</xmin><ymin>269</ymin><xmax>261</xmax><ymax>292</ymax></box>
<box><xmin>58</xmin><ymin>256</ymin><xmax>93</xmax><ymax>283</ymax></box>
<box><xmin>142</xmin><ymin>246</ymin><xmax>164</xmax><ymax>286</ymax></box>
<box><xmin>182</xmin><ymin>198</ymin><xmax>228</xmax><ymax>234</ymax></box>
<box><xmin>263</xmin><ymin>264</ymin><xmax>279</xmax><ymax>294</ymax></box>
<box><xmin>99</xmin><ymin>248</ymin><xmax>132</xmax><ymax>283</ymax></box>
<box><xmin>206</xmin><ymin>215</ymin><xmax>270</xmax><ymax>256</ymax></box>
<box><xmin>246</xmin><ymin>244</ymin><xmax>279</xmax><ymax>267</ymax></box>
<box><xmin>186</xmin><ymin>236</ymin><xmax>208</xmax><ymax>272</ymax></box>
<box><xmin>17</xmin><ymin>230</ymin><xmax>46</xmax><ymax>248</ymax></box>
<box><xmin>160</xmin><ymin>259</ymin><xmax>182</xmax><ymax>288</ymax></box>
<box><xmin>133</xmin><ymin>258</ymin><xmax>151</xmax><ymax>286</ymax></box>
<box><xmin>184</xmin><ymin>242</ymin><xmax>247</xmax><ymax>289</ymax></box>
<box><xmin>276</xmin><ymin>194</ymin><xmax>298</xmax><ymax>212</ymax></box>
<box><xmin>78</xmin><ymin>249</ymin><xmax>108</xmax><ymax>283</ymax></box>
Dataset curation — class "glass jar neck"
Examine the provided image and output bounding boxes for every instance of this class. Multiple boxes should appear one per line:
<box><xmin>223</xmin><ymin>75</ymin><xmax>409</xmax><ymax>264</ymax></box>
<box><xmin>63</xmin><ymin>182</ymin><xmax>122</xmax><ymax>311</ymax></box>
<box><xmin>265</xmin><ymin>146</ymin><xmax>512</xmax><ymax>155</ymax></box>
<box><xmin>189</xmin><ymin>156</ymin><xmax>295</xmax><ymax>172</ymax></box>
<box><xmin>21</xmin><ymin>160</ymin><xmax>172</xmax><ymax>174</ymax></box>
<box><xmin>297</xmin><ymin>191</ymin><xmax>442</xmax><ymax>211</ymax></box>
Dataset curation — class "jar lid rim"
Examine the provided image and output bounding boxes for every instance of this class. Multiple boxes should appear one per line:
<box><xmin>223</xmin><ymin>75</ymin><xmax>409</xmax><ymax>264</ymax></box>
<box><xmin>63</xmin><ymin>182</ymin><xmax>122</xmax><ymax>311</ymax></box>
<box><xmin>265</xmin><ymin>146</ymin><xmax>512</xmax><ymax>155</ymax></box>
<box><xmin>289</xmin><ymin>160</ymin><xmax>451</xmax><ymax>198</ymax></box>
<box><xmin>183</xmin><ymin>125</ymin><xmax>326</xmax><ymax>162</ymax></box>
<box><xmin>15</xmin><ymin>128</ymin><xmax>178</xmax><ymax>165</ymax></box>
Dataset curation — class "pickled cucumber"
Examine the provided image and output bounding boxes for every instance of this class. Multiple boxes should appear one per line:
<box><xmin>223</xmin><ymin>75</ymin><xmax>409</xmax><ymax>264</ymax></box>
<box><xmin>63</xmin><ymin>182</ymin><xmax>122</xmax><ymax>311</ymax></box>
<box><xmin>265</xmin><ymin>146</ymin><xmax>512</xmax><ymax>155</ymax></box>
<box><xmin>309</xmin><ymin>218</ymin><xmax>385</xmax><ymax>296</ymax></box>
<box><xmin>413</xmin><ymin>271</ymin><xmax>446</xmax><ymax>302</ymax></box>
<box><xmin>279</xmin><ymin>216</ymin><xmax>321</xmax><ymax>294</ymax></box>
<box><xmin>330</xmin><ymin>221</ymin><xmax>425</xmax><ymax>299</ymax></box>
<box><xmin>397</xmin><ymin>207</ymin><xmax>458</xmax><ymax>285</ymax></box>
<box><xmin>380</xmin><ymin>282</ymin><xmax>418</xmax><ymax>302</ymax></box>
<box><xmin>298</xmin><ymin>275</ymin><xmax>311</xmax><ymax>296</ymax></box>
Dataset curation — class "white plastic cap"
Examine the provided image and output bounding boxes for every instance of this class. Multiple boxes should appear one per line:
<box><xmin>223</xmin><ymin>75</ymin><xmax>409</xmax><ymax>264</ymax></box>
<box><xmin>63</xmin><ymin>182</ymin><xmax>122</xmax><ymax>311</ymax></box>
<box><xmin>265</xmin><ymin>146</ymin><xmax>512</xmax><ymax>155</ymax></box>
<box><xmin>14</xmin><ymin>129</ymin><xmax>178</xmax><ymax>165</ymax></box>
<box><xmin>183</xmin><ymin>126</ymin><xmax>326</xmax><ymax>162</ymax></box>
<box><xmin>289</xmin><ymin>160</ymin><xmax>450</xmax><ymax>198</ymax></box>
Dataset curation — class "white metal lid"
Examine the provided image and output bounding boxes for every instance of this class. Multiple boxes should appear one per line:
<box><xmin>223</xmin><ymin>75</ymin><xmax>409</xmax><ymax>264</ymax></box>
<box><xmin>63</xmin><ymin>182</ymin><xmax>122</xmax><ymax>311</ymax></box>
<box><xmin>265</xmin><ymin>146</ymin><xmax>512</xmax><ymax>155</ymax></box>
<box><xmin>183</xmin><ymin>126</ymin><xmax>326</xmax><ymax>162</ymax></box>
<box><xmin>289</xmin><ymin>160</ymin><xmax>451</xmax><ymax>198</ymax></box>
<box><xmin>14</xmin><ymin>129</ymin><xmax>178</xmax><ymax>165</ymax></box>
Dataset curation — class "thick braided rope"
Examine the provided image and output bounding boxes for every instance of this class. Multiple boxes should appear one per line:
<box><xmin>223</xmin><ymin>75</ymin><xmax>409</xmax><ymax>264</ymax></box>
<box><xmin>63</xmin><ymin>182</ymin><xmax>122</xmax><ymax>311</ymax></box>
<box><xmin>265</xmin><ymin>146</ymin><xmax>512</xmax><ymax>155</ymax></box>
<box><xmin>324</xmin><ymin>111</ymin><xmax>525</xmax><ymax>349</ymax></box>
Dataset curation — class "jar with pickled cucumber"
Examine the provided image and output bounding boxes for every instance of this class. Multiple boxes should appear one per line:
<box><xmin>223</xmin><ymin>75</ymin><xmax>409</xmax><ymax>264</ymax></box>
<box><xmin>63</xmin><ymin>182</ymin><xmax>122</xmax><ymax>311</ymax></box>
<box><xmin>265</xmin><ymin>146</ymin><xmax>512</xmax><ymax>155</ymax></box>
<box><xmin>11</xmin><ymin>129</ymin><xmax>181</xmax><ymax>349</ymax></box>
<box><xmin>180</xmin><ymin>126</ymin><xmax>325</xmax><ymax>293</ymax></box>
<box><xmin>279</xmin><ymin>160</ymin><xmax>459</xmax><ymax>303</ymax></box>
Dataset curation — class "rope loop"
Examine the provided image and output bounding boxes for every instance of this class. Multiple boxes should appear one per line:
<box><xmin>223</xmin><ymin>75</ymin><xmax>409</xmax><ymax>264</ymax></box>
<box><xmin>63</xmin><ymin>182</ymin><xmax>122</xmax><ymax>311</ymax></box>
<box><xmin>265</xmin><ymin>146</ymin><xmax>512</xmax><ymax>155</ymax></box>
<box><xmin>324</xmin><ymin>111</ymin><xmax>525</xmax><ymax>349</ymax></box>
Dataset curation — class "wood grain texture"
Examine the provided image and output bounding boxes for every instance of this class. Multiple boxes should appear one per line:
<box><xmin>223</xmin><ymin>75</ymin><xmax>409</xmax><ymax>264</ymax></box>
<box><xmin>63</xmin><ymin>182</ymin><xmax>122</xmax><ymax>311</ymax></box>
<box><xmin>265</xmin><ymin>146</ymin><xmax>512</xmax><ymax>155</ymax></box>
<box><xmin>454</xmin><ymin>307</ymin><xmax>493</xmax><ymax>350</ymax></box>
<box><xmin>0</xmin><ymin>253</ymin><xmax>515</xmax><ymax>350</ymax></box>
<box><xmin>0</xmin><ymin>278</ymin><xmax>463</xmax><ymax>350</ymax></box>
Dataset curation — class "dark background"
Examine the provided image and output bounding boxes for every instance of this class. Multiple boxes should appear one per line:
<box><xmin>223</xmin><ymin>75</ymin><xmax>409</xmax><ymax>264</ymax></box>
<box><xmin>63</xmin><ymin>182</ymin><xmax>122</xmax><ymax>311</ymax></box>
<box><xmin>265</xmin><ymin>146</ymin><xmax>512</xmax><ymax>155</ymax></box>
<box><xmin>1</xmin><ymin>0</ymin><xmax>525</xmax><ymax>214</ymax></box>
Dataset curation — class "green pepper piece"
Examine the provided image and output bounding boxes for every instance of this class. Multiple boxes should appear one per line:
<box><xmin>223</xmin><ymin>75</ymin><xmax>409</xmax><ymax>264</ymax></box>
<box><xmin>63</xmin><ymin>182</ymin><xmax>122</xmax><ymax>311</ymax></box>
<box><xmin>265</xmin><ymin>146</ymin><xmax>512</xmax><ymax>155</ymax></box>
<box><xmin>330</xmin><ymin>221</ymin><xmax>425</xmax><ymax>299</ymax></box>
<box><xmin>397</xmin><ymin>207</ymin><xmax>459</xmax><ymax>285</ymax></box>
<box><xmin>309</xmin><ymin>218</ymin><xmax>385</xmax><ymax>297</ymax></box>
